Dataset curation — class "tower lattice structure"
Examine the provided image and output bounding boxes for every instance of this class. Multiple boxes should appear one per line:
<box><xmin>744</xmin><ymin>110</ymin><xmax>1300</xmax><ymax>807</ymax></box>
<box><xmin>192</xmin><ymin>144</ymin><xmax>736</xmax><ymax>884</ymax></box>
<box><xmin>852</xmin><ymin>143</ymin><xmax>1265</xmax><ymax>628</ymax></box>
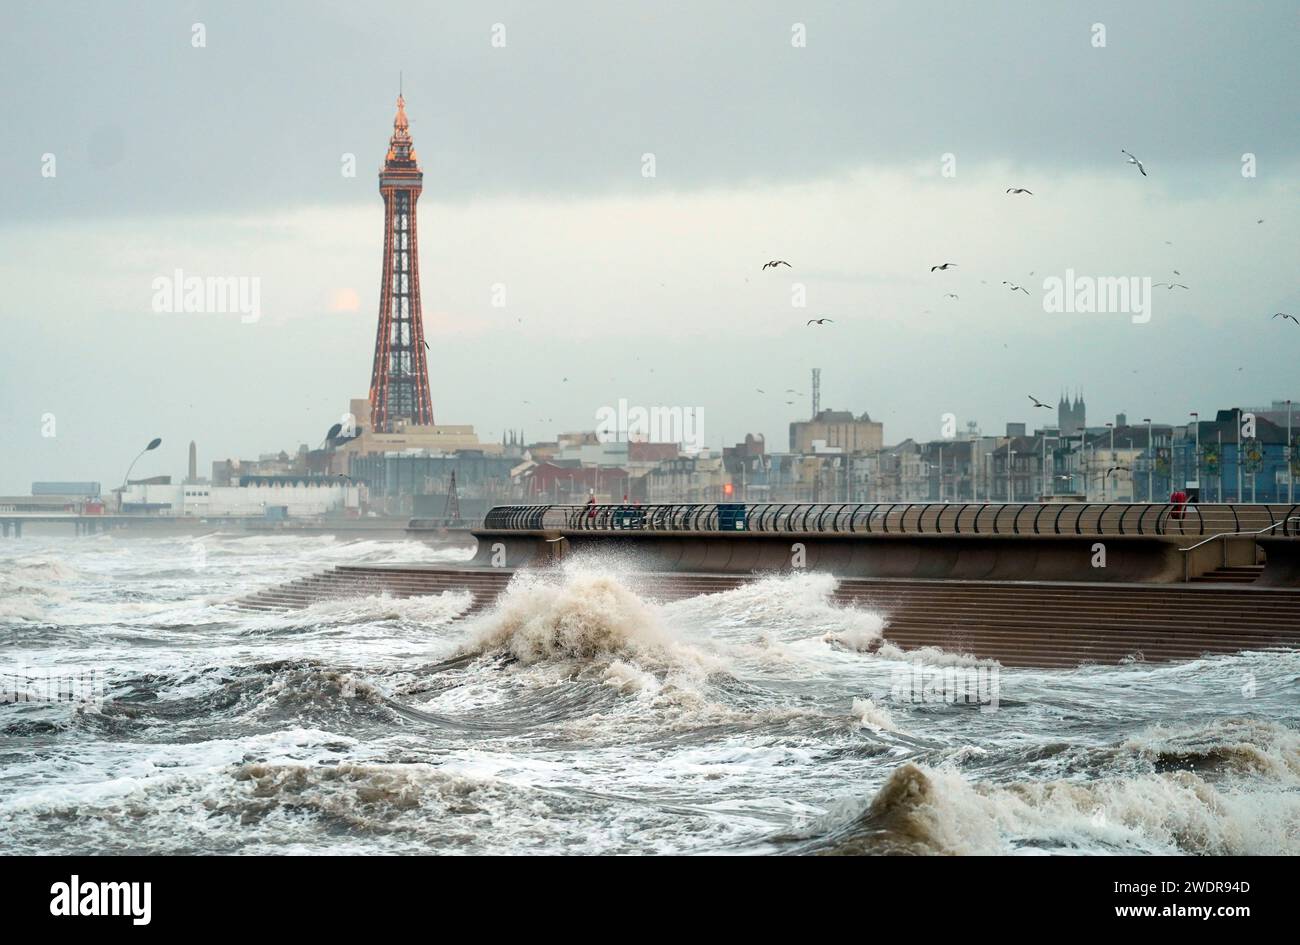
<box><xmin>369</xmin><ymin>94</ymin><xmax>434</xmax><ymax>433</ymax></box>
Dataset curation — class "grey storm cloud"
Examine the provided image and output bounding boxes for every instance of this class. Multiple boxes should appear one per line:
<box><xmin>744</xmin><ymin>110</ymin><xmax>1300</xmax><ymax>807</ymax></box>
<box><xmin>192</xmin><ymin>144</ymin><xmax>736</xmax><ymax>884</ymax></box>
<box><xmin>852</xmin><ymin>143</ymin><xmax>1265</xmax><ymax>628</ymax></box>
<box><xmin>2</xmin><ymin>0</ymin><xmax>1297</xmax><ymax>221</ymax></box>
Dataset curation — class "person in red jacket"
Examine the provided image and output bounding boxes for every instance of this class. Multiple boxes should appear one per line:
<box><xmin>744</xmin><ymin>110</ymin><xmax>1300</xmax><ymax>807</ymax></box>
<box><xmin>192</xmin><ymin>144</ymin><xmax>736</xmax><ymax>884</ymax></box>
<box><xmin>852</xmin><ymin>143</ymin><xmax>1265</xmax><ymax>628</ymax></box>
<box><xmin>1170</xmin><ymin>489</ymin><xmax>1188</xmax><ymax>519</ymax></box>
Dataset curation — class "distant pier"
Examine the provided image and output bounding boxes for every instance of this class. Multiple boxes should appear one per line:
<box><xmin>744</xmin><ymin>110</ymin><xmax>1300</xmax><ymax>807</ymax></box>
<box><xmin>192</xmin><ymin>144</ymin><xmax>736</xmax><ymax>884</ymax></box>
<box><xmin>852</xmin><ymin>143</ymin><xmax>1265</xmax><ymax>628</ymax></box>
<box><xmin>0</xmin><ymin>512</ymin><xmax>421</xmax><ymax>540</ymax></box>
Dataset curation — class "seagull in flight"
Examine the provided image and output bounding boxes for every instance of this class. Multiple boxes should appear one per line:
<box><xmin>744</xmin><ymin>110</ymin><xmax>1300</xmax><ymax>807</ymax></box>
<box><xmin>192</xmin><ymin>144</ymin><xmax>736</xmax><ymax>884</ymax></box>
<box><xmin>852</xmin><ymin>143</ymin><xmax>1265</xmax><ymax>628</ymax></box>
<box><xmin>1121</xmin><ymin>149</ymin><xmax>1147</xmax><ymax>176</ymax></box>
<box><xmin>1028</xmin><ymin>395</ymin><xmax>1052</xmax><ymax>409</ymax></box>
<box><xmin>1003</xmin><ymin>281</ymin><xmax>1030</xmax><ymax>294</ymax></box>
<box><xmin>1105</xmin><ymin>466</ymin><xmax>1131</xmax><ymax>476</ymax></box>
<box><xmin>931</xmin><ymin>262</ymin><xmax>957</xmax><ymax>271</ymax></box>
<box><xmin>806</xmin><ymin>317</ymin><xmax>834</xmax><ymax>326</ymax></box>
<box><xmin>1154</xmin><ymin>282</ymin><xmax>1189</xmax><ymax>290</ymax></box>
<box><xmin>943</xmin><ymin>293</ymin><xmax>959</xmax><ymax>300</ymax></box>
<box><xmin>1005</xmin><ymin>187</ymin><xmax>1033</xmax><ymax>195</ymax></box>
<box><xmin>762</xmin><ymin>260</ymin><xmax>792</xmax><ymax>270</ymax></box>
<box><xmin>1274</xmin><ymin>313</ymin><xmax>1299</xmax><ymax>325</ymax></box>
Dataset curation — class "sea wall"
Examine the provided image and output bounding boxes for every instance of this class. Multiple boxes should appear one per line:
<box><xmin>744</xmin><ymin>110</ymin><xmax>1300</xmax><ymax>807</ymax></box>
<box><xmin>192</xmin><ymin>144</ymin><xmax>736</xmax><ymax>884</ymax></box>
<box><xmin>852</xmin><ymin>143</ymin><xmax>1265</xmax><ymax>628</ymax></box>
<box><xmin>469</xmin><ymin>529</ymin><xmax>1193</xmax><ymax>583</ymax></box>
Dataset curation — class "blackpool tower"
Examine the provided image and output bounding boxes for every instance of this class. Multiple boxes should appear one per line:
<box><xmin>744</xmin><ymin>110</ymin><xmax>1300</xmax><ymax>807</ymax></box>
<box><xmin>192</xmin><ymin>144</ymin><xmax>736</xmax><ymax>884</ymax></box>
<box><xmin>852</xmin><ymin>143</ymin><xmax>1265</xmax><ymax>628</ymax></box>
<box><xmin>368</xmin><ymin>94</ymin><xmax>434</xmax><ymax>432</ymax></box>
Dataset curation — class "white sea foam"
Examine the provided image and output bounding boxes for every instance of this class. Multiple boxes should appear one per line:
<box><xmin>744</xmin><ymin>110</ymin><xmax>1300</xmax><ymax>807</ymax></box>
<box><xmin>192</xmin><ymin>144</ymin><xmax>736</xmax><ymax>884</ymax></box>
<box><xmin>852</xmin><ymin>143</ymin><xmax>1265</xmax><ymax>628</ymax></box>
<box><xmin>843</xmin><ymin>719</ymin><xmax>1300</xmax><ymax>855</ymax></box>
<box><xmin>463</xmin><ymin>566</ymin><xmax>722</xmax><ymax>677</ymax></box>
<box><xmin>4</xmin><ymin>533</ymin><xmax>1298</xmax><ymax>856</ymax></box>
<box><xmin>287</xmin><ymin>590</ymin><xmax>473</xmax><ymax>626</ymax></box>
<box><xmin>851</xmin><ymin>697</ymin><xmax>899</xmax><ymax>733</ymax></box>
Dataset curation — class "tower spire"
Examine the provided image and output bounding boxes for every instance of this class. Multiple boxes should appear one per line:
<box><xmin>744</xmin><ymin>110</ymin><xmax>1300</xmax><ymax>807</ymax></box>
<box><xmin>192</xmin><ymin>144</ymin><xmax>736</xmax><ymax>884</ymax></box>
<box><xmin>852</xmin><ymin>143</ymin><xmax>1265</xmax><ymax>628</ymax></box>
<box><xmin>369</xmin><ymin>94</ymin><xmax>434</xmax><ymax>433</ymax></box>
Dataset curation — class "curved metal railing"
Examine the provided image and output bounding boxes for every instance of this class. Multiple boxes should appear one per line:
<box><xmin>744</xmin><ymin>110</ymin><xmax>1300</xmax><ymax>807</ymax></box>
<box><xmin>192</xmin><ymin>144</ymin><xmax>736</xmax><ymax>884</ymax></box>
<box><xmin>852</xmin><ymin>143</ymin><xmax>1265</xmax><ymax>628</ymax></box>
<box><xmin>482</xmin><ymin>502</ymin><xmax>1300</xmax><ymax>538</ymax></box>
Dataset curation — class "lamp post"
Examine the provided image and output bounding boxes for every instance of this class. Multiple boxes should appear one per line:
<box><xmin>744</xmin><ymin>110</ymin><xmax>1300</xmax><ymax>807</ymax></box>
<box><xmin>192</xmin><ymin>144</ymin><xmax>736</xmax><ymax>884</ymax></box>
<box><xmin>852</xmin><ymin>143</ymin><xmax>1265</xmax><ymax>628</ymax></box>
<box><xmin>1217</xmin><ymin>430</ymin><xmax>1223</xmax><ymax>502</ymax></box>
<box><xmin>1008</xmin><ymin>448</ymin><xmax>1016</xmax><ymax>502</ymax></box>
<box><xmin>120</xmin><ymin>437</ymin><xmax>162</xmax><ymax>512</ymax></box>
<box><xmin>1189</xmin><ymin>412</ymin><xmax>1199</xmax><ymax>497</ymax></box>
<box><xmin>1236</xmin><ymin>408</ymin><xmax>1243</xmax><ymax>504</ymax></box>
<box><xmin>1077</xmin><ymin>432</ymin><xmax>1086</xmax><ymax>495</ymax></box>
<box><xmin>1288</xmin><ymin>400</ymin><xmax>1294</xmax><ymax>504</ymax></box>
<box><xmin>1103</xmin><ymin>422</ymin><xmax>1113</xmax><ymax>499</ymax></box>
<box><xmin>1122</xmin><ymin>437</ymin><xmax>1132</xmax><ymax>500</ymax></box>
<box><xmin>1040</xmin><ymin>434</ymin><xmax>1047</xmax><ymax>499</ymax></box>
<box><xmin>1143</xmin><ymin>418</ymin><xmax>1153</xmax><ymax>503</ymax></box>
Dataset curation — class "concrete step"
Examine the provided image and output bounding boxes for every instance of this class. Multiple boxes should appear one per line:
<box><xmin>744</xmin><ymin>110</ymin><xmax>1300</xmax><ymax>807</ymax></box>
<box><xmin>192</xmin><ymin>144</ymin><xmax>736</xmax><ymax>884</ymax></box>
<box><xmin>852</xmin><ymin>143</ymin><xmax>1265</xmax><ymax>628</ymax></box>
<box><xmin>829</xmin><ymin>592</ymin><xmax>1300</xmax><ymax>620</ymax></box>
<box><xmin>879</xmin><ymin>620</ymin><xmax>1297</xmax><ymax>652</ymax></box>
<box><xmin>233</xmin><ymin>565</ymin><xmax>1300</xmax><ymax>667</ymax></box>
<box><xmin>1190</xmin><ymin>565</ymin><xmax>1265</xmax><ymax>584</ymax></box>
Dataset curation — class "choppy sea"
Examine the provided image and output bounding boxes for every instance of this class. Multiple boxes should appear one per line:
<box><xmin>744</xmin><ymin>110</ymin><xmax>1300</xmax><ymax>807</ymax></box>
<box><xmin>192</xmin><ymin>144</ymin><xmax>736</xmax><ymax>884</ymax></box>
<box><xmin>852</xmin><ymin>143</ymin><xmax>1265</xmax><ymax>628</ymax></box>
<box><xmin>2</xmin><ymin>533</ymin><xmax>1296</xmax><ymax>855</ymax></box>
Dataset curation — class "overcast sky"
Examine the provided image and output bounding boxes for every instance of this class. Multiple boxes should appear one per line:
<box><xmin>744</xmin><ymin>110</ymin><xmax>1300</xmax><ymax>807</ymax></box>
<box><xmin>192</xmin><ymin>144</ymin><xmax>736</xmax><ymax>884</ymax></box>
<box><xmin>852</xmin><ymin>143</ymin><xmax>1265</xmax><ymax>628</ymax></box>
<box><xmin>2</xmin><ymin>0</ymin><xmax>1297</xmax><ymax>493</ymax></box>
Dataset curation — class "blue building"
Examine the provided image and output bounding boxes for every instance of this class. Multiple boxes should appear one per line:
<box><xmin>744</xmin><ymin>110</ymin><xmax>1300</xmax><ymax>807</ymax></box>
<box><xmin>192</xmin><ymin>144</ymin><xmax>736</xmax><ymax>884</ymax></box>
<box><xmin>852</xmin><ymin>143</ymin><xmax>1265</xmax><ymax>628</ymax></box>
<box><xmin>1183</xmin><ymin>409</ymin><xmax>1299</xmax><ymax>503</ymax></box>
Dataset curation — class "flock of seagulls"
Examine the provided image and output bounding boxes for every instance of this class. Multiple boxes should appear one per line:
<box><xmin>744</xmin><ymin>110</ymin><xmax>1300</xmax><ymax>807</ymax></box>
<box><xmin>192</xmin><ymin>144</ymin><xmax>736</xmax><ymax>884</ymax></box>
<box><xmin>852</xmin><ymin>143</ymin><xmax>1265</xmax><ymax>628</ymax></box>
<box><xmin>526</xmin><ymin>142</ymin><xmax>1280</xmax><ymax>439</ymax></box>
<box><xmin>752</xmin><ymin>147</ymin><xmax>1285</xmax><ymax>360</ymax></box>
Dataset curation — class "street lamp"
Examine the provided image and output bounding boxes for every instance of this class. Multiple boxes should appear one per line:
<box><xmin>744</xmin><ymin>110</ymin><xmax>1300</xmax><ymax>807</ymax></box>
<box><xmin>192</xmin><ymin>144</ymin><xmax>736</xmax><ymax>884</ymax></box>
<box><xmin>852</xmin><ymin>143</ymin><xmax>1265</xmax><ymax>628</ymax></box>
<box><xmin>1143</xmin><ymin>418</ymin><xmax>1153</xmax><ymax>503</ymax></box>
<box><xmin>120</xmin><ymin>437</ymin><xmax>162</xmax><ymax>512</ymax></box>
<box><xmin>1075</xmin><ymin>432</ymin><xmax>1086</xmax><ymax>495</ymax></box>
<box><xmin>1288</xmin><ymin>400</ymin><xmax>1294</xmax><ymax>504</ymax></box>
<box><xmin>1103</xmin><ymin>422</ymin><xmax>1113</xmax><ymax>500</ymax></box>
<box><xmin>1189</xmin><ymin>412</ymin><xmax>1199</xmax><ymax>498</ymax></box>
<box><xmin>1008</xmin><ymin>448</ymin><xmax>1016</xmax><ymax>501</ymax></box>
<box><xmin>1236</xmin><ymin>408</ymin><xmax>1243</xmax><ymax>504</ymax></box>
<box><xmin>1040</xmin><ymin>434</ymin><xmax>1048</xmax><ymax>499</ymax></box>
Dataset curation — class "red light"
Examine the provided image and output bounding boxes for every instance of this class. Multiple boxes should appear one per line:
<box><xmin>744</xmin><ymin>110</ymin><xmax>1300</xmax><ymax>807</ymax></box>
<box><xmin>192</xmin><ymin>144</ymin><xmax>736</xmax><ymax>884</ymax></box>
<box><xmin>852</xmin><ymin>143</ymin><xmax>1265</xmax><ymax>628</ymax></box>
<box><xmin>723</xmin><ymin>482</ymin><xmax>734</xmax><ymax>496</ymax></box>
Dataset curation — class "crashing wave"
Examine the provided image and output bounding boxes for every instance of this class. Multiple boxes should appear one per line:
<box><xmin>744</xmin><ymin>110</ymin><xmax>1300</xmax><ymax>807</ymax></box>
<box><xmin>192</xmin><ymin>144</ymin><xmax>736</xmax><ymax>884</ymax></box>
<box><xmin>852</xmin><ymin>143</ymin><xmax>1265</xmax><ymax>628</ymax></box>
<box><xmin>462</xmin><ymin>568</ymin><xmax>721</xmax><ymax>676</ymax></box>
<box><xmin>791</xmin><ymin>719</ymin><xmax>1300</xmax><ymax>855</ymax></box>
